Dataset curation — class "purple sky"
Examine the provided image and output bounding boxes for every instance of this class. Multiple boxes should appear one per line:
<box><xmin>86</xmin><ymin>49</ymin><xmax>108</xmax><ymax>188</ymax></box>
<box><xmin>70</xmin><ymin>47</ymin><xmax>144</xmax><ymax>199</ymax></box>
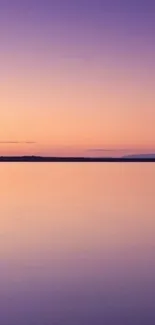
<box><xmin>0</xmin><ymin>0</ymin><xmax>155</xmax><ymax>156</ymax></box>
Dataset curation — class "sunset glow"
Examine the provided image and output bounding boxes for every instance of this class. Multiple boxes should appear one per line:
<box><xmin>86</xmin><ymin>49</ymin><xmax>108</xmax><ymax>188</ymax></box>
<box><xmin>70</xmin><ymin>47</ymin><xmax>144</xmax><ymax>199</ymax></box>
<box><xmin>1</xmin><ymin>1</ymin><xmax>155</xmax><ymax>156</ymax></box>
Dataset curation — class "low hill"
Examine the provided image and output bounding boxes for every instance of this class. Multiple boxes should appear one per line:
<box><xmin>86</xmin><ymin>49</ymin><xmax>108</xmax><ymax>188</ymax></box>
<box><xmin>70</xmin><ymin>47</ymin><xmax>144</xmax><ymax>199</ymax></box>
<box><xmin>123</xmin><ymin>154</ymin><xmax>155</xmax><ymax>159</ymax></box>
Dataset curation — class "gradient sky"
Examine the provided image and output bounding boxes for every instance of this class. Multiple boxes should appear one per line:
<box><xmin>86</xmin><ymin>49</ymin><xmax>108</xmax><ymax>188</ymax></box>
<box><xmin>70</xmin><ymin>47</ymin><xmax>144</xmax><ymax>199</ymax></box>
<box><xmin>0</xmin><ymin>0</ymin><xmax>155</xmax><ymax>156</ymax></box>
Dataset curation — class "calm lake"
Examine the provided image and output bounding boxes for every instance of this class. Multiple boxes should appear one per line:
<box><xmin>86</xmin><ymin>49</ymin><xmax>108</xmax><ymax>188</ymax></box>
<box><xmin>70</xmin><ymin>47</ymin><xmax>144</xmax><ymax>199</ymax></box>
<box><xmin>1</xmin><ymin>163</ymin><xmax>155</xmax><ymax>325</ymax></box>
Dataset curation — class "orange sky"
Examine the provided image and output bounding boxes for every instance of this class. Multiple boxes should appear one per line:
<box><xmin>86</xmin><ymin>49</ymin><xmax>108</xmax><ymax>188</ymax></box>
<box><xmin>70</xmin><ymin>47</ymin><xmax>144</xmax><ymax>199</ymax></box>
<box><xmin>0</xmin><ymin>1</ymin><xmax>155</xmax><ymax>156</ymax></box>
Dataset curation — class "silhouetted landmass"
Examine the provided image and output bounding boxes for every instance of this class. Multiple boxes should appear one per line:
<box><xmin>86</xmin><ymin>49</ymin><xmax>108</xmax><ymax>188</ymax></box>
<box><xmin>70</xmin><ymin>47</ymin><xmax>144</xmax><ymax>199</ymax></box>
<box><xmin>0</xmin><ymin>156</ymin><xmax>155</xmax><ymax>162</ymax></box>
<box><xmin>123</xmin><ymin>154</ymin><xmax>155</xmax><ymax>159</ymax></box>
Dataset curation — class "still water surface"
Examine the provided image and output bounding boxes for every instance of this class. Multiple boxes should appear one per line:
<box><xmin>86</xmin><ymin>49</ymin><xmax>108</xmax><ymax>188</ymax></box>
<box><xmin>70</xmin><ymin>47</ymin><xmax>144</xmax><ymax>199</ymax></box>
<box><xmin>0</xmin><ymin>163</ymin><xmax>155</xmax><ymax>325</ymax></box>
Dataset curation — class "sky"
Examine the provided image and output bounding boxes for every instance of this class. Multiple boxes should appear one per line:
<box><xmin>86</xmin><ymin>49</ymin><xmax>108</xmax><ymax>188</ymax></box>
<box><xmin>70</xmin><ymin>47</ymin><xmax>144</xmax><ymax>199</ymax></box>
<box><xmin>0</xmin><ymin>0</ymin><xmax>155</xmax><ymax>156</ymax></box>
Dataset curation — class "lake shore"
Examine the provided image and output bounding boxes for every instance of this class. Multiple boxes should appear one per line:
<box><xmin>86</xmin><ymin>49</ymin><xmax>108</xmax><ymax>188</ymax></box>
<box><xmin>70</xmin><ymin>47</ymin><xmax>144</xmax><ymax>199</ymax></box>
<box><xmin>0</xmin><ymin>156</ymin><xmax>155</xmax><ymax>162</ymax></box>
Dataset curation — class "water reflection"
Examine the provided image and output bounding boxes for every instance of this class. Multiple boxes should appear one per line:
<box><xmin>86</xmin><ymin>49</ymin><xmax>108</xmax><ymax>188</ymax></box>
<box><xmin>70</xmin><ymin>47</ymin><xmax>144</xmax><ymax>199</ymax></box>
<box><xmin>0</xmin><ymin>163</ymin><xmax>155</xmax><ymax>324</ymax></box>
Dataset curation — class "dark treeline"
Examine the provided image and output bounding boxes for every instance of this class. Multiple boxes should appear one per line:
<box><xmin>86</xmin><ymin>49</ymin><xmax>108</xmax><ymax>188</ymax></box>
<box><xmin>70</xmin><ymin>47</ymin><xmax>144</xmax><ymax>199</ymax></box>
<box><xmin>0</xmin><ymin>156</ymin><xmax>155</xmax><ymax>162</ymax></box>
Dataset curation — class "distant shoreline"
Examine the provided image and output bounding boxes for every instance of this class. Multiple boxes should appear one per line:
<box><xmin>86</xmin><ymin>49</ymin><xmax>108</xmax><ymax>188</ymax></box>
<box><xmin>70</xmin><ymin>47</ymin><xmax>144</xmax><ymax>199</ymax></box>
<box><xmin>0</xmin><ymin>156</ymin><xmax>155</xmax><ymax>162</ymax></box>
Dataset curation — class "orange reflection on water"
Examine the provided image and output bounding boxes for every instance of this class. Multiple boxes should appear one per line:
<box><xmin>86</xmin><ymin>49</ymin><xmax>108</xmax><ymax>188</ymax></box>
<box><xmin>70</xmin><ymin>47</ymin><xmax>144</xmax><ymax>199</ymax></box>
<box><xmin>0</xmin><ymin>163</ymin><xmax>155</xmax><ymax>259</ymax></box>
